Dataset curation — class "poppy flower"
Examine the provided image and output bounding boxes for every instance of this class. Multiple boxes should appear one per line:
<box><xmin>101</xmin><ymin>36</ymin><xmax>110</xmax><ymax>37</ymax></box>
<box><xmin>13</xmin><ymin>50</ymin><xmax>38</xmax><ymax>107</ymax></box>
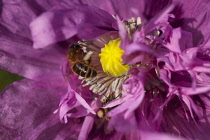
<box><xmin>1</xmin><ymin>0</ymin><xmax>210</xmax><ymax>139</ymax></box>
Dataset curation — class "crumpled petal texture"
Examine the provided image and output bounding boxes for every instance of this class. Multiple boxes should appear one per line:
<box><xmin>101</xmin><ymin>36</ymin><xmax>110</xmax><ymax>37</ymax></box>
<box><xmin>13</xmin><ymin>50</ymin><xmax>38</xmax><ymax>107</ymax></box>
<box><xmin>162</xmin><ymin>96</ymin><xmax>210</xmax><ymax>140</ymax></box>
<box><xmin>172</xmin><ymin>0</ymin><xmax>210</xmax><ymax>47</ymax></box>
<box><xmin>30</xmin><ymin>4</ymin><xmax>117</xmax><ymax>48</ymax></box>
<box><xmin>0</xmin><ymin>79</ymin><xmax>82</xmax><ymax>139</ymax></box>
<box><xmin>0</xmin><ymin>42</ymin><xmax>66</xmax><ymax>88</ymax></box>
<box><xmin>0</xmin><ymin>0</ymin><xmax>69</xmax><ymax>88</ymax></box>
<box><xmin>86</xmin><ymin>0</ymin><xmax>172</xmax><ymax>22</ymax></box>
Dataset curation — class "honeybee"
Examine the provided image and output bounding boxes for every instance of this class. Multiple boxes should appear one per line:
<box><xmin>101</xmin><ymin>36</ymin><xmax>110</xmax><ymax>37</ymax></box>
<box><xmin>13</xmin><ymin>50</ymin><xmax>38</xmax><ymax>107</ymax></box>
<box><xmin>68</xmin><ymin>44</ymin><xmax>97</xmax><ymax>78</ymax></box>
<box><xmin>68</xmin><ymin>44</ymin><xmax>85</xmax><ymax>63</ymax></box>
<box><xmin>72</xmin><ymin>61</ymin><xmax>97</xmax><ymax>78</ymax></box>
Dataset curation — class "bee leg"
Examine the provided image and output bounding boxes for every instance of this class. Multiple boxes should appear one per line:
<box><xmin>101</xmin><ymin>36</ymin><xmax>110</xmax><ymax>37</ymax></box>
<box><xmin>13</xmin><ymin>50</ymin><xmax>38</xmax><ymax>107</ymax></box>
<box><xmin>83</xmin><ymin>51</ymin><xmax>93</xmax><ymax>64</ymax></box>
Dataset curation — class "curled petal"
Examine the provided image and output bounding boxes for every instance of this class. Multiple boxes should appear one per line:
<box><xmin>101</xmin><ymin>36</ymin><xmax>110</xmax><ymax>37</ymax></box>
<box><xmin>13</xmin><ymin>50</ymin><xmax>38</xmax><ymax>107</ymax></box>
<box><xmin>30</xmin><ymin>4</ymin><xmax>116</xmax><ymax>48</ymax></box>
<box><xmin>165</xmin><ymin>28</ymin><xmax>193</xmax><ymax>53</ymax></box>
<box><xmin>0</xmin><ymin>47</ymin><xmax>66</xmax><ymax>88</ymax></box>
<box><xmin>78</xmin><ymin>115</ymin><xmax>95</xmax><ymax>140</ymax></box>
<box><xmin>173</xmin><ymin>0</ymin><xmax>210</xmax><ymax>46</ymax></box>
<box><xmin>144</xmin><ymin>4</ymin><xmax>175</xmax><ymax>34</ymax></box>
<box><xmin>163</xmin><ymin>105</ymin><xmax>210</xmax><ymax>140</ymax></box>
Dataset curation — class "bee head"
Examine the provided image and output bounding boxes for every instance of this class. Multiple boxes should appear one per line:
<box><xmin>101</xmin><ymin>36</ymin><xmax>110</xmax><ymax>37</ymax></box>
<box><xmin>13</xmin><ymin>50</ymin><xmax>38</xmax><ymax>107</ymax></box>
<box><xmin>68</xmin><ymin>44</ymin><xmax>85</xmax><ymax>63</ymax></box>
<box><xmin>69</xmin><ymin>44</ymin><xmax>81</xmax><ymax>49</ymax></box>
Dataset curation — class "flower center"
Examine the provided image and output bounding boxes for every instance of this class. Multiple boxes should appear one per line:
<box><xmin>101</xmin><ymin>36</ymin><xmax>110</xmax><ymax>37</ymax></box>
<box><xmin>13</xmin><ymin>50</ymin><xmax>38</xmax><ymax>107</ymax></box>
<box><xmin>99</xmin><ymin>39</ymin><xmax>129</xmax><ymax>77</ymax></box>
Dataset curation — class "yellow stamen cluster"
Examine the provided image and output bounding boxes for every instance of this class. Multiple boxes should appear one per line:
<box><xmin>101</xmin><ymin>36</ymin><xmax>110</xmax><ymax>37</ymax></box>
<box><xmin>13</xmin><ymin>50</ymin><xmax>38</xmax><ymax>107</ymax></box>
<box><xmin>99</xmin><ymin>39</ymin><xmax>129</xmax><ymax>77</ymax></box>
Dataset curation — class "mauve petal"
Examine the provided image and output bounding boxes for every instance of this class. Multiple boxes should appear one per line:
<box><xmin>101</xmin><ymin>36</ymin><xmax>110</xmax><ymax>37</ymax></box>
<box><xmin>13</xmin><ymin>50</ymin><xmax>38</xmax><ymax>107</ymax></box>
<box><xmin>179</xmin><ymin>94</ymin><xmax>199</xmax><ymax>119</ymax></box>
<box><xmin>193</xmin><ymin>66</ymin><xmax>210</xmax><ymax>73</ymax></box>
<box><xmin>57</xmin><ymin>63</ymin><xmax>97</xmax><ymax>122</ymax></box>
<box><xmin>67</xmin><ymin>106</ymin><xmax>89</xmax><ymax>118</ymax></box>
<box><xmin>0</xmin><ymin>0</ymin><xmax>69</xmax><ymax>87</ymax></box>
<box><xmin>75</xmin><ymin>93</ymin><xmax>96</xmax><ymax>115</ymax></box>
<box><xmin>0</xmin><ymin>0</ymin><xmax>66</xmax><ymax>39</ymax></box>
<box><xmin>108</xmin><ymin>70</ymin><xmax>145</xmax><ymax>122</ymax></box>
<box><xmin>158</xmin><ymin>47</ymin><xmax>210</xmax><ymax>77</ymax></box>
<box><xmin>0</xmin><ymin>24</ymin><xmax>67</xmax><ymax>87</ymax></box>
<box><xmin>1</xmin><ymin>0</ymin><xmax>36</xmax><ymax>39</ymax></box>
<box><xmin>88</xmin><ymin>124</ymin><xmax>184</xmax><ymax>140</ymax></box>
<box><xmin>124</xmin><ymin>43</ymin><xmax>157</xmax><ymax>56</ymax></box>
<box><xmin>116</xmin><ymin>16</ymin><xmax>128</xmax><ymax>47</ymax></box>
<box><xmin>0</xmin><ymin>48</ymin><xmax>66</xmax><ymax>88</ymax></box>
<box><xmin>136</xmin><ymin>96</ymin><xmax>166</xmax><ymax>131</ymax></box>
<box><xmin>87</xmin><ymin>0</ymin><xmax>172</xmax><ymax>22</ymax></box>
<box><xmin>57</xmin><ymin>89</ymin><xmax>94</xmax><ymax>123</ymax></box>
<box><xmin>0</xmin><ymin>0</ymin><xmax>84</xmax><ymax>41</ymax></box>
<box><xmin>30</xmin><ymin>9</ymin><xmax>77</xmax><ymax>49</ymax></box>
<box><xmin>124</xmin><ymin>92</ymin><xmax>145</xmax><ymax>119</ymax></box>
<box><xmin>140</xmin><ymin>131</ymin><xmax>185</xmax><ymax>140</ymax></box>
<box><xmin>84</xmin><ymin>0</ymin><xmax>145</xmax><ymax>20</ymax></box>
<box><xmin>0</xmin><ymin>79</ymin><xmax>82</xmax><ymax>139</ymax></box>
<box><xmin>104</xmin><ymin>95</ymin><xmax>132</xmax><ymax>108</ymax></box>
<box><xmin>78</xmin><ymin>115</ymin><xmax>94</xmax><ymax>140</ymax></box>
<box><xmin>30</xmin><ymin>4</ymin><xmax>116</xmax><ymax>48</ymax></box>
<box><xmin>27</xmin><ymin>116</ymin><xmax>82</xmax><ymax>140</ymax></box>
<box><xmin>181</xmin><ymin>86</ymin><xmax>210</xmax><ymax>95</ymax></box>
<box><xmin>57</xmin><ymin>91</ymin><xmax>77</xmax><ymax>122</ymax></box>
<box><xmin>123</xmin><ymin>43</ymin><xmax>157</xmax><ymax>64</ymax></box>
<box><xmin>172</xmin><ymin>0</ymin><xmax>210</xmax><ymax>46</ymax></box>
<box><xmin>24</xmin><ymin>0</ymin><xmax>64</xmax><ymax>12</ymax></box>
<box><xmin>165</xmin><ymin>28</ymin><xmax>193</xmax><ymax>53</ymax></box>
<box><xmin>109</xmin><ymin>112</ymin><xmax>138</xmax><ymax>132</ymax></box>
<box><xmin>89</xmin><ymin>128</ymin><xmax>141</xmax><ymax>140</ymax></box>
<box><xmin>163</xmin><ymin>104</ymin><xmax>210</xmax><ymax>140</ymax></box>
<box><xmin>197</xmin><ymin>73</ymin><xmax>210</xmax><ymax>85</ymax></box>
<box><xmin>144</xmin><ymin>4</ymin><xmax>175</xmax><ymax>34</ymax></box>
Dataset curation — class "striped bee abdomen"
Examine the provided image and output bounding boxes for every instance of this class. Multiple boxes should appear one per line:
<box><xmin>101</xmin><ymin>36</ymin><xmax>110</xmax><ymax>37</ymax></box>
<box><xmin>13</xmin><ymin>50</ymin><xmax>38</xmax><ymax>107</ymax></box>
<box><xmin>72</xmin><ymin>62</ymin><xmax>97</xmax><ymax>78</ymax></box>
